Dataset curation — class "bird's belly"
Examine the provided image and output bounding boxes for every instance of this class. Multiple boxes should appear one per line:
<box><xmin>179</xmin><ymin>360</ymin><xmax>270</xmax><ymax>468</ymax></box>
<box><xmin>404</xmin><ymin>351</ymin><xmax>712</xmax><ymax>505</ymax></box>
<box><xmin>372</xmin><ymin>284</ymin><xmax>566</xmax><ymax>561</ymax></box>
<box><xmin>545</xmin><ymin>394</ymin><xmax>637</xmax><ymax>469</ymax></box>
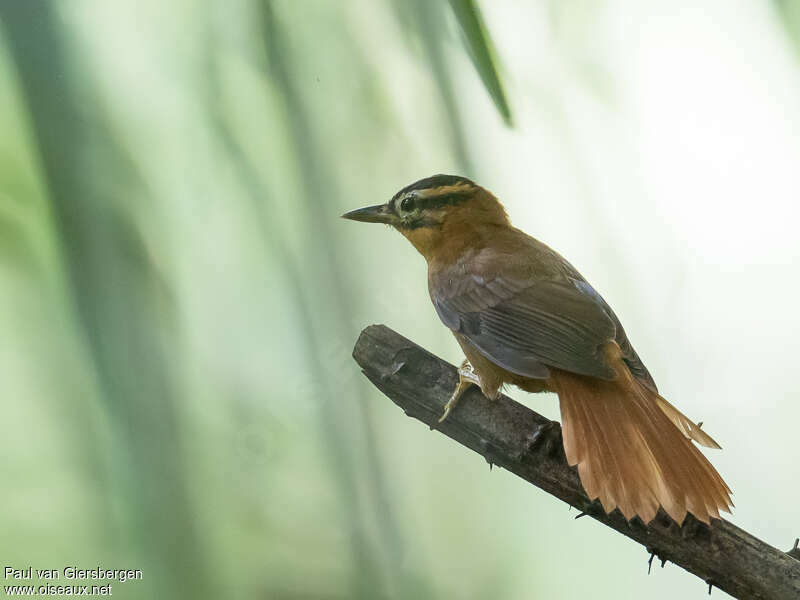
<box><xmin>453</xmin><ymin>333</ymin><xmax>551</xmax><ymax>397</ymax></box>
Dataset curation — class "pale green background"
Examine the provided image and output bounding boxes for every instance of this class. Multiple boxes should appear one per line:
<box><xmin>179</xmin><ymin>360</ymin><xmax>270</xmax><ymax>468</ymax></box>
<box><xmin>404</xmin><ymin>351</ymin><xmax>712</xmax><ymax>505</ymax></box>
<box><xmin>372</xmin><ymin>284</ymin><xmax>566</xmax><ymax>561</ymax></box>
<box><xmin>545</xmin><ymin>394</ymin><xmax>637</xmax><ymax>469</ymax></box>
<box><xmin>1</xmin><ymin>1</ymin><xmax>798</xmax><ymax>599</ymax></box>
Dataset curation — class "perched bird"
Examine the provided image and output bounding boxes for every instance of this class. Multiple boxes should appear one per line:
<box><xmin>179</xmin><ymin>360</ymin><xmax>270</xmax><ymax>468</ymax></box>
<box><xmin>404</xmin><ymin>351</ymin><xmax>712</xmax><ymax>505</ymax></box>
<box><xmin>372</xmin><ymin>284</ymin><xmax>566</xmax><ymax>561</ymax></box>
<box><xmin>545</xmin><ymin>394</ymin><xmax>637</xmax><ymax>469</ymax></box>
<box><xmin>342</xmin><ymin>174</ymin><xmax>732</xmax><ymax>525</ymax></box>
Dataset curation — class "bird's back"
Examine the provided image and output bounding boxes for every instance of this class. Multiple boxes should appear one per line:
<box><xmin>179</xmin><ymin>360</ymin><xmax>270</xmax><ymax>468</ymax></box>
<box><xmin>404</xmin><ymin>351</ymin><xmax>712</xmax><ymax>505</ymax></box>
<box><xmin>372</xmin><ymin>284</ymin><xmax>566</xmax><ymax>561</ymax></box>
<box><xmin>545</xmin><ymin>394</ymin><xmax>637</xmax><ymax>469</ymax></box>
<box><xmin>428</xmin><ymin>224</ymin><xmax>656</xmax><ymax>390</ymax></box>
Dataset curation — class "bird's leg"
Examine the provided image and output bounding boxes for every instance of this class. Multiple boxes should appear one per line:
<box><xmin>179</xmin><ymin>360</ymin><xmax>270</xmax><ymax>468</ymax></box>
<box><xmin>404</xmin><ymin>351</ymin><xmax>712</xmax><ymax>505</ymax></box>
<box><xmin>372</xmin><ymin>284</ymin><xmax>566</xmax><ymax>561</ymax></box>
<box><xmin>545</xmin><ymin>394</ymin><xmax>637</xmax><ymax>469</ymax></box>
<box><xmin>439</xmin><ymin>359</ymin><xmax>481</xmax><ymax>423</ymax></box>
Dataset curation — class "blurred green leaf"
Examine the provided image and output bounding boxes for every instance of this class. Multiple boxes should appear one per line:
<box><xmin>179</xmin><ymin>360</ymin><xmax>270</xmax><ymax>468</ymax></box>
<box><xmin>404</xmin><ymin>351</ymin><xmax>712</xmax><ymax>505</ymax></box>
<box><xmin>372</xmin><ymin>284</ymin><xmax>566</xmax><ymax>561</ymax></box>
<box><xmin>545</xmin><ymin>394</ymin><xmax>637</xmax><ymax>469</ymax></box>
<box><xmin>392</xmin><ymin>0</ymin><xmax>474</xmax><ymax>172</ymax></box>
<box><xmin>0</xmin><ymin>3</ymin><xmax>212</xmax><ymax>597</ymax></box>
<box><xmin>775</xmin><ymin>0</ymin><xmax>800</xmax><ymax>56</ymax></box>
<box><xmin>448</xmin><ymin>0</ymin><xmax>512</xmax><ymax>125</ymax></box>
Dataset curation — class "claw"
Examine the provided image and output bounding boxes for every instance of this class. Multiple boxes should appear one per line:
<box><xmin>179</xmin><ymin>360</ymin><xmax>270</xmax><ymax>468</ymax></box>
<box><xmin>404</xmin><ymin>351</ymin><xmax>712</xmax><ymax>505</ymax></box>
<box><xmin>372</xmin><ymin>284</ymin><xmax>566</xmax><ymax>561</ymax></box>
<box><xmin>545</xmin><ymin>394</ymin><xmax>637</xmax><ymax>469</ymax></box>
<box><xmin>788</xmin><ymin>538</ymin><xmax>800</xmax><ymax>560</ymax></box>
<box><xmin>439</xmin><ymin>360</ymin><xmax>480</xmax><ymax>422</ymax></box>
<box><xmin>439</xmin><ymin>379</ymin><xmax>471</xmax><ymax>422</ymax></box>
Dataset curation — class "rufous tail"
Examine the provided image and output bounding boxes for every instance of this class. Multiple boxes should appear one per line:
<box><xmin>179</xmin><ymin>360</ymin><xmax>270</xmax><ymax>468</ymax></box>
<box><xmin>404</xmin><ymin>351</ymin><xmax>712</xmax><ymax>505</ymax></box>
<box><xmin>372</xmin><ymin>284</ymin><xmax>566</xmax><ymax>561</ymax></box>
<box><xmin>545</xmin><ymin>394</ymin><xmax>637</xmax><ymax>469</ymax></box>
<box><xmin>551</xmin><ymin>358</ymin><xmax>733</xmax><ymax>525</ymax></box>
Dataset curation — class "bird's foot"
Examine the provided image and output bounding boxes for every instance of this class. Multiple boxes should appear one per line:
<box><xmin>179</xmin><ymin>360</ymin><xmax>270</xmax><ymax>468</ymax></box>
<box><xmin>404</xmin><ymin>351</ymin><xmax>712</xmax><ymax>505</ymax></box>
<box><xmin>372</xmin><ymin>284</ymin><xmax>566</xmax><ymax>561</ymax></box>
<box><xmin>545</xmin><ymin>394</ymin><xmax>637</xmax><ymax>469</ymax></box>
<box><xmin>439</xmin><ymin>360</ymin><xmax>481</xmax><ymax>423</ymax></box>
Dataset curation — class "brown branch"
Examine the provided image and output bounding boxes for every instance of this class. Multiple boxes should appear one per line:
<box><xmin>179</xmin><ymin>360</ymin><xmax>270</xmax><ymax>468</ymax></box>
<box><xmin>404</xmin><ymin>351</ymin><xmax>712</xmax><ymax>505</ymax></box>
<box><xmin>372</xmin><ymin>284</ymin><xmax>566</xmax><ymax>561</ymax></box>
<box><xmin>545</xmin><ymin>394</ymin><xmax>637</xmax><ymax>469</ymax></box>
<box><xmin>352</xmin><ymin>324</ymin><xmax>800</xmax><ymax>600</ymax></box>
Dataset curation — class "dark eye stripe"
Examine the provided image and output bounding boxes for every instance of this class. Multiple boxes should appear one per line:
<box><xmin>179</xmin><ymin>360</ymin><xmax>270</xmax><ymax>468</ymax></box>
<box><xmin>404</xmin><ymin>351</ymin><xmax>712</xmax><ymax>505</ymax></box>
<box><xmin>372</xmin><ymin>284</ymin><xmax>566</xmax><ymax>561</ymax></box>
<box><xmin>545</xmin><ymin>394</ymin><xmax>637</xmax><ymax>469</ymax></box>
<box><xmin>422</xmin><ymin>191</ymin><xmax>472</xmax><ymax>209</ymax></box>
<box><xmin>394</xmin><ymin>189</ymin><xmax>471</xmax><ymax>214</ymax></box>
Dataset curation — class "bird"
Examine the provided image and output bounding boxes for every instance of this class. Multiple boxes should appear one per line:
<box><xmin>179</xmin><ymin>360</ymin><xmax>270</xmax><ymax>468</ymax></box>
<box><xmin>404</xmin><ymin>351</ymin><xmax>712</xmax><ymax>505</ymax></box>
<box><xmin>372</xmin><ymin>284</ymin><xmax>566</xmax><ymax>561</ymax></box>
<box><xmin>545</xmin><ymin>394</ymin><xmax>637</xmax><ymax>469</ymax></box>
<box><xmin>342</xmin><ymin>174</ymin><xmax>733</xmax><ymax>525</ymax></box>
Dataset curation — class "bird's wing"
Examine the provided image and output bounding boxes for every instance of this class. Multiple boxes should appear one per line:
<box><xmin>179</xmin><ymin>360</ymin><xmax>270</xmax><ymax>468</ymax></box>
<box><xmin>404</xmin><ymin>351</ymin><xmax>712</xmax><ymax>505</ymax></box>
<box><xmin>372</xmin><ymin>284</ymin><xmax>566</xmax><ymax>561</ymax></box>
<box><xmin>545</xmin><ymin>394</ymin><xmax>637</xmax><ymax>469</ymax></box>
<box><xmin>432</xmin><ymin>271</ymin><xmax>618</xmax><ymax>380</ymax></box>
<box><xmin>568</xmin><ymin>276</ymin><xmax>658</xmax><ymax>392</ymax></box>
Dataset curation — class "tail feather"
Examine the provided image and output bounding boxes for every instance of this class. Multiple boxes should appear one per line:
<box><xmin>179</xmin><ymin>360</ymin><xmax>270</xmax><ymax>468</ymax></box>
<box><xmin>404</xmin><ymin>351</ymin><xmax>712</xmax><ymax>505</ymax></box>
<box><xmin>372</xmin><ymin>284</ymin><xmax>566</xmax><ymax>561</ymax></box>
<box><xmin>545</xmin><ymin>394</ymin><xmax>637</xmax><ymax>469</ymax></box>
<box><xmin>552</xmin><ymin>362</ymin><xmax>733</xmax><ymax>525</ymax></box>
<box><xmin>655</xmin><ymin>395</ymin><xmax>721</xmax><ymax>449</ymax></box>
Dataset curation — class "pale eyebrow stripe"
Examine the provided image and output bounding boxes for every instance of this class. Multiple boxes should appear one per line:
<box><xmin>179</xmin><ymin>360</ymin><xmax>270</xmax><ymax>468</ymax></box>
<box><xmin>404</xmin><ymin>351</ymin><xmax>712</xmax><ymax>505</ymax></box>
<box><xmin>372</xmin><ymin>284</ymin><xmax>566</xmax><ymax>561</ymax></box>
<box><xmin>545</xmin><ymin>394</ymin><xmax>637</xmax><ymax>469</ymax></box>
<box><xmin>417</xmin><ymin>183</ymin><xmax>474</xmax><ymax>199</ymax></box>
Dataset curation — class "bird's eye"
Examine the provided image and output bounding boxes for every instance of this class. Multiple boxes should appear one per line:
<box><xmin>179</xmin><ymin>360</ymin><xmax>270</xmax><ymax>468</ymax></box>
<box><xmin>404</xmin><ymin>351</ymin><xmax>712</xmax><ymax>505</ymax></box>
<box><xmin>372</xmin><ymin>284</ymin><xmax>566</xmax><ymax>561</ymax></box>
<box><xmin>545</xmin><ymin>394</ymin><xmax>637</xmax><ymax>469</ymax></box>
<box><xmin>400</xmin><ymin>196</ymin><xmax>416</xmax><ymax>212</ymax></box>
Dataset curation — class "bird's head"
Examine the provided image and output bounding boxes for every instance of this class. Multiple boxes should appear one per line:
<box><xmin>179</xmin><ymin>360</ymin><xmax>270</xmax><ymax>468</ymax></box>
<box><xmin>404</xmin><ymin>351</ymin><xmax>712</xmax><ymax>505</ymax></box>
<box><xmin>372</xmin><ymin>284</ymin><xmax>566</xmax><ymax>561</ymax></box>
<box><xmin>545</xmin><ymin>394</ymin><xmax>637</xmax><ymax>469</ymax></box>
<box><xmin>341</xmin><ymin>174</ymin><xmax>508</xmax><ymax>259</ymax></box>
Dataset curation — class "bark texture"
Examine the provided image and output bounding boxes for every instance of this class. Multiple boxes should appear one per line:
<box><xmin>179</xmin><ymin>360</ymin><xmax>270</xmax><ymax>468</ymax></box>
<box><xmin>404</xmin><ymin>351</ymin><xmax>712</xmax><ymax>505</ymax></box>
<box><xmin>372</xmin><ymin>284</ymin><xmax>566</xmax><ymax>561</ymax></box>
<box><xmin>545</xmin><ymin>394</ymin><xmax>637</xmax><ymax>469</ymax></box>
<box><xmin>353</xmin><ymin>324</ymin><xmax>800</xmax><ymax>600</ymax></box>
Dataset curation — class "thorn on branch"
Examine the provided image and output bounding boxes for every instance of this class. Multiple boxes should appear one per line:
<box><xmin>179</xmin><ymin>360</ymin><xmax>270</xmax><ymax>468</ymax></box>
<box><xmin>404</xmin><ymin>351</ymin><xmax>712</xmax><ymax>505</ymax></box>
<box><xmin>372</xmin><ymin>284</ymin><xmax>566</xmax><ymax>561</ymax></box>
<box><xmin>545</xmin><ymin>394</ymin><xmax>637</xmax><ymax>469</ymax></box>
<box><xmin>404</xmin><ymin>407</ymin><xmax>421</xmax><ymax>422</ymax></box>
<box><xmin>788</xmin><ymin>538</ymin><xmax>800</xmax><ymax>560</ymax></box>
<box><xmin>480</xmin><ymin>438</ymin><xmax>497</xmax><ymax>470</ymax></box>
<box><xmin>574</xmin><ymin>499</ymin><xmax>604</xmax><ymax>521</ymax></box>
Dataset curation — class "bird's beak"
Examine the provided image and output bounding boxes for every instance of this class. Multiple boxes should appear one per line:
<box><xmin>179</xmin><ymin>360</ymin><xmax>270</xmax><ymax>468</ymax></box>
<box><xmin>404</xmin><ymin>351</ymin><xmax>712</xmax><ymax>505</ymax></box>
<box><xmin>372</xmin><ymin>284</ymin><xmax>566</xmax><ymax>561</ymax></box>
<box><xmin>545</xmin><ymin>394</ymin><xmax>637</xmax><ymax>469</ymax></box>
<box><xmin>341</xmin><ymin>203</ymin><xmax>395</xmax><ymax>225</ymax></box>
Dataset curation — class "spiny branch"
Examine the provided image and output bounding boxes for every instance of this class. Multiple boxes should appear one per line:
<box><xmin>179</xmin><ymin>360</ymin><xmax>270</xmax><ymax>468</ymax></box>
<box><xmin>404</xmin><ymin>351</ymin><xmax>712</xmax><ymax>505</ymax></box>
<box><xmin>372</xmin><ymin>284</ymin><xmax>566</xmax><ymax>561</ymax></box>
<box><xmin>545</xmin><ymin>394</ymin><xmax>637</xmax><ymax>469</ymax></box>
<box><xmin>352</xmin><ymin>324</ymin><xmax>800</xmax><ymax>600</ymax></box>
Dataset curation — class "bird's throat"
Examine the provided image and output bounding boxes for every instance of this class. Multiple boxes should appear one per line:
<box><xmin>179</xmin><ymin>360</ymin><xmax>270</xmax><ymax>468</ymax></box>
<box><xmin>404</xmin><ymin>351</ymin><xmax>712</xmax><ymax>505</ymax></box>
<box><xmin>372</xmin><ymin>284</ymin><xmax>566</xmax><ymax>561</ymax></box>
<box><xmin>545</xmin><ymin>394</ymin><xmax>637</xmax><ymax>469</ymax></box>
<box><xmin>399</xmin><ymin>226</ymin><xmax>444</xmax><ymax>261</ymax></box>
<box><xmin>401</xmin><ymin>220</ymin><xmax>510</xmax><ymax>265</ymax></box>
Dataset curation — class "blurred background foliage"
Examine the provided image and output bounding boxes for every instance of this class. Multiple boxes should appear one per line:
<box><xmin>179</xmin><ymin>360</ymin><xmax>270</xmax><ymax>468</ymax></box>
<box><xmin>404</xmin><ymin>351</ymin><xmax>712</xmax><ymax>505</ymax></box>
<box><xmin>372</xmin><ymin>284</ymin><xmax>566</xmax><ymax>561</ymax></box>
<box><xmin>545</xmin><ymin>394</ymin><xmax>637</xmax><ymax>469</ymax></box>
<box><xmin>1</xmin><ymin>1</ymin><xmax>799</xmax><ymax>599</ymax></box>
